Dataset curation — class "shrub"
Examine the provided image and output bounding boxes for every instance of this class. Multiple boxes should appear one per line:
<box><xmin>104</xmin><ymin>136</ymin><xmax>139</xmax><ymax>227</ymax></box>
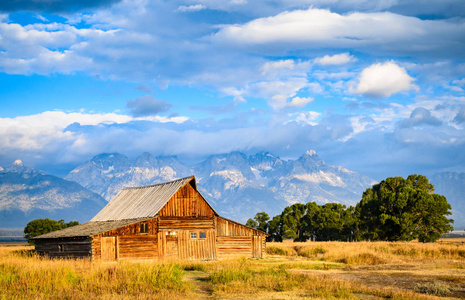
<box><xmin>414</xmin><ymin>281</ymin><xmax>451</xmax><ymax>296</ymax></box>
<box><xmin>266</xmin><ymin>246</ymin><xmax>290</xmax><ymax>256</ymax></box>
<box><xmin>339</xmin><ymin>253</ymin><xmax>386</xmax><ymax>265</ymax></box>
<box><xmin>297</xmin><ymin>246</ymin><xmax>327</xmax><ymax>258</ymax></box>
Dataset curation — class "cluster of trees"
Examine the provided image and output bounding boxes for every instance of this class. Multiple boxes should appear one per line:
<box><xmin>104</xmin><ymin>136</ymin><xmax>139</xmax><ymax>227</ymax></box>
<box><xmin>246</xmin><ymin>175</ymin><xmax>454</xmax><ymax>242</ymax></box>
<box><xmin>24</xmin><ymin>218</ymin><xmax>79</xmax><ymax>243</ymax></box>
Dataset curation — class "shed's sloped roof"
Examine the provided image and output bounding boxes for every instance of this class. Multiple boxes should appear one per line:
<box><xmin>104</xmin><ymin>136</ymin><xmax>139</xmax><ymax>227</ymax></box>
<box><xmin>33</xmin><ymin>218</ymin><xmax>151</xmax><ymax>239</ymax></box>
<box><xmin>91</xmin><ymin>176</ymin><xmax>200</xmax><ymax>222</ymax></box>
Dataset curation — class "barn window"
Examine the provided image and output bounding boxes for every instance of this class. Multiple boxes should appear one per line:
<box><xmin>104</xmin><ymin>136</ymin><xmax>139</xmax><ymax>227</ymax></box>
<box><xmin>199</xmin><ymin>232</ymin><xmax>206</xmax><ymax>239</ymax></box>
<box><xmin>190</xmin><ymin>232</ymin><xmax>197</xmax><ymax>239</ymax></box>
<box><xmin>140</xmin><ymin>223</ymin><xmax>149</xmax><ymax>234</ymax></box>
<box><xmin>58</xmin><ymin>244</ymin><xmax>64</xmax><ymax>252</ymax></box>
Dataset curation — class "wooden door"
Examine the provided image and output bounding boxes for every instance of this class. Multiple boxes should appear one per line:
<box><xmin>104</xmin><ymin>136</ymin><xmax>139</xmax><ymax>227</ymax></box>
<box><xmin>252</xmin><ymin>236</ymin><xmax>262</xmax><ymax>258</ymax></box>
<box><xmin>101</xmin><ymin>236</ymin><xmax>117</xmax><ymax>261</ymax></box>
<box><xmin>165</xmin><ymin>235</ymin><xmax>178</xmax><ymax>259</ymax></box>
<box><xmin>158</xmin><ymin>232</ymin><xmax>178</xmax><ymax>260</ymax></box>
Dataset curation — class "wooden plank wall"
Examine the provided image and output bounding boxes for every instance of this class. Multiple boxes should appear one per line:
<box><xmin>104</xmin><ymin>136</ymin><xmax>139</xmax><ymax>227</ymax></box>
<box><xmin>216</xmin><ymin>217</ymin><xmax>267</xmax><ymax>237</ymax></box>
<box><xmin>177</xmin><ymin>230</ymin><xmax>216</xmax><ymax>261</ymax></box>
<box><xmin>92</xmin><ymin>218</ymin><xmax>158</xmax><ymax>260</ymax></box>
<box><xmin>217</xmin><ymin>236</ymin><xmax>252</xmax><ymax>259</ymax></box>
<box><xmin>35</xmin><ymin>238</ymin><xmax>92</xmax><ymax>258</ymax></box>
<box><xmin>216</xmin><ymin>216</ymin><xmax>267</xmax><ymax>258</ymax></box>
<box><xmin>159</xmin><ymin>217</ymin><xmax>214</xmax><ymax>231</ymax></box>
<box><xmin>159</xmin><ymin>184</ymin><xmax>214</xmax><ymax>217</ymax></box>
<box><xmin>118</xmin><ymin>235</ymin><xmax>157</xmax><ymax>260</ymax></box>
<box><xmin>157</xmin><ymin>218</ymin><xmax>216</xmax><ymax>261</ymax></box>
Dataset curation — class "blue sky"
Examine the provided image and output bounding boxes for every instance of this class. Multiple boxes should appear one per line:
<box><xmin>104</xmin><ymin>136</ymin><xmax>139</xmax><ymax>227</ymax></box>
<box><xmin>0</xmin><ymin>0</ymin><xmax>464</xmax><ymax>180</ymax></box>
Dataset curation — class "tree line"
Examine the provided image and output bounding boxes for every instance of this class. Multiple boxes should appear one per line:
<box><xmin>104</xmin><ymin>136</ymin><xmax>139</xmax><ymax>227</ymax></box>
<box><xmin>24</xmin><ymin>218</ymin><xmax>79</xmax><ymax>243</ymax></box>
<box><xmin>246</xmin><ymin>175</ymin><xmax>454</xmax><ymax>242</ymax></box>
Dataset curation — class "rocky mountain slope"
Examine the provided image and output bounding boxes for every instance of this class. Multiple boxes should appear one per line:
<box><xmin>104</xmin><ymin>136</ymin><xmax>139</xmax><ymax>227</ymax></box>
<box><xmin>66</xmin><ymin>151</ymin><xmax>377</xmax><ymax>222</ymax></box>
<box><xmin>0</xmin><ymin>160</ymin><xmax>107</xmax><ymax>228</ymax></box>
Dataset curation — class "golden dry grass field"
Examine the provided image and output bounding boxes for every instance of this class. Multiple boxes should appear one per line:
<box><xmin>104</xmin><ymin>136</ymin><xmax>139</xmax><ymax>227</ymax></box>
<box><xmin>1</xmin><ymin>241</ymin><xmax>464</xmax><ymax>299</ymax></box>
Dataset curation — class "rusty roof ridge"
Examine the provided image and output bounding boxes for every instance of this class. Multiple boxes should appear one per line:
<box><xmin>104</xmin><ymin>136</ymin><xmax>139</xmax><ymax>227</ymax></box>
<box><xmin>120</xmin><ymin>175</ymin><xmax>195</xmax><ymax>190</ymax></box>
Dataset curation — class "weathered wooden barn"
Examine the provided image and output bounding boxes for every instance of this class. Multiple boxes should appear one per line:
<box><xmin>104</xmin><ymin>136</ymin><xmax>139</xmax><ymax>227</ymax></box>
<box><xmin>33</xmin><ymin>176</ymin><xmax>267</xmax><ymax>261</ymax></box>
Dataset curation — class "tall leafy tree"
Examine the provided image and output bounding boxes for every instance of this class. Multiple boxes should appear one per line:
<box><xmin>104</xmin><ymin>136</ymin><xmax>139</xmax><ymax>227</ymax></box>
<box><xmin>267</xmin><ymin>214</ymin><xmax>283</xmax><ymax>242</ymax></box>
<box><xmin>313</xmin><ymin>203</ymin><xmax>351</xmax><ymax>241</ymax></box>
<box><xmin>24</xmin><ymin>218</ymin><xmax>79</xmax><ymax>244</ymax></box>
<box><xmin>356</xmin><ymin>175</ymin><xmax>453</xmax><ymax>242</ymax></box>
<box><xmin>254</xmin><ymin>212</ymin><xmax>270</xmax><ymax>232</ymax></box>
<box><xmin>246</xmin><ymin>212</ymin><xmax>270</xmax><ymax>232</ymax></box>
<box><xmin>301</xmin><ymin>202</ymin><xmax>320</xmax><ymax>241</ymax></box>
<box><xmin>245</xmin><ymin>218</ymin><xmax>258</xmax><ymax>229</ymax></box>
<box><xmin>281</xmin><ymin>203</ymin><xmax>307</xmax><ymax>241</ymax></box>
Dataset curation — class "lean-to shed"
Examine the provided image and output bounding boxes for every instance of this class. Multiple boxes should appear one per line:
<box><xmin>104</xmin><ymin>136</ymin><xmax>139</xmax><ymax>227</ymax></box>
<box><xmin>33</xmin><ymin>176</ymin><xmax>268</xmax><ymax>261</ymax></box>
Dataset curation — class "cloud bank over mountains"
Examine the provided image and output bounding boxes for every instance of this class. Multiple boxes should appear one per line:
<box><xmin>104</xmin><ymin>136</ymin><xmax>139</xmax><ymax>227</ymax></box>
<box><xmin>0</xmin><ymin>0</ymin><xmax>464</xmax><ymax>181</ymax></box>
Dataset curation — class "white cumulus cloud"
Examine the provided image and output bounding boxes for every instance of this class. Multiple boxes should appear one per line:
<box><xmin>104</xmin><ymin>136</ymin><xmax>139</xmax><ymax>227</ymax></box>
<box><xmin>314</xmin><ymin>53</ymin><xmax>356</xmax><ymax>65</ymax></box>
<box><xmin>286</xmin><ymin>96</ymin><xmax>314</xmax><ymax>108</ymax></box>
<box><xmin>352</xmin><ymin>61</ymin><xmax>419</xmax><ymax>98</ymax></box>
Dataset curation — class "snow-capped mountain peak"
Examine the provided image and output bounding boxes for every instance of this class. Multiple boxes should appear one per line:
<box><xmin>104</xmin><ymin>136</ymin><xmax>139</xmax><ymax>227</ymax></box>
<box><xmin>64</xmin><ymin>150</ymin><xmax>377</xmax><ymax>222</ymax></box>
<box><xmin>13</xmin><ymin>159</ymin><xmax>23</xmax><ymax>166</ymax></box>
<box><xmin>5</xmin><ymin>160</ymin><xmax>45</xmax><ymax>178</ymax></box>
<box><xmin>305</xmin><ymin>150</ymin><xmax>317</xmax><ymax>156</ymax></box>
<box><xmin>66</xmin><ymin>152</ymin><xmax>192</xmax><ymax>201</ymax></box>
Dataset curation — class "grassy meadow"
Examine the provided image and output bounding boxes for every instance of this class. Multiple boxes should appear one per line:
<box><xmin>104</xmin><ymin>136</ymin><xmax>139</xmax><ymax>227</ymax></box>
<box><xmin>1</xmin><ymin>241</ymin><xmax>465</xmax><ymax>299</ymax></box>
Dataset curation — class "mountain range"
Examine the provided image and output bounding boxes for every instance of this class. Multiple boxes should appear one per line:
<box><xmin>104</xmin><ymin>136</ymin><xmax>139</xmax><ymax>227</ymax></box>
<box><xmin>1</xmin><ymin>151</ymin><xmax>464</xmax><ymax>230</ymax></box>
<box><xmin>65</xmin><ymin>150</ymin><xmax>377</xmax><ymax>222</ymax></box>
<box><xmin>0</xmin><ymin>160</ymin><xmax>106</xmax><ymax>228</ymax></box>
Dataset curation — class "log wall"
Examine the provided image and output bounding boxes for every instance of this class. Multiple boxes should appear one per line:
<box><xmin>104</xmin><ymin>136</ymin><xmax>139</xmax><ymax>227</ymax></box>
<box><xmin>217</xmin><ymin>236</ymin><xmax>252</xmax><ymax>259</ymax></box>
<box><xmin>117</xmin><ymin>235</ymin><xmax>157</xmax><ymax>260</ymax></box>
<box><xmin>216</xmin><ymin>216</ymin><xmax>267</xmax><ymax>258</ymax></box>
<box><xmin>35</xmin><ymin>238</ymin><xmax>92</xmax><ymax>258</ymax></box>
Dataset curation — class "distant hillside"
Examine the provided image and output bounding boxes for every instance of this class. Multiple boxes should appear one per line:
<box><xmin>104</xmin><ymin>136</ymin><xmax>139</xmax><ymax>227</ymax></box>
<box><xmin>66</xmin><ymin>151</ymin><xmax>376</xmax><ymax>222</ymax></box>
<box><xmin>0</xmin><ymin>160</ymin><xmax>107</xmax><ymax>228</ymax></box>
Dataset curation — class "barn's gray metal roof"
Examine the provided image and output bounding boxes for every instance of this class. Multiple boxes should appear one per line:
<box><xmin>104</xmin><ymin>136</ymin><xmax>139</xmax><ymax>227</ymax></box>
<box><xmin>33</xmin><ymin>218</ymin><xmax>151</xmax><ymax>239</ymax></box>
<box><xmin>91</xmin><ymin>176</ymin><xmax>200</xmax><ymax>222</ymax></box>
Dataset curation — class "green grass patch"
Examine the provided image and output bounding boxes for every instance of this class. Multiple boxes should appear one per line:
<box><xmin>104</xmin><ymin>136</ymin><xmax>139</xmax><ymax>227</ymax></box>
<box><xmin>338</xmin><ymin>253</ymin><xmax>386</xmax><ymax>265</ymax></box>
<box><xmin>414</xmin><ymin>281</ymin><xmax>452</xmax><ymax>296</ymax></box>
<box><xmin>266</xmin><ymin>246</ymin><xmax>295</xmax><ymax>256</ymax></box>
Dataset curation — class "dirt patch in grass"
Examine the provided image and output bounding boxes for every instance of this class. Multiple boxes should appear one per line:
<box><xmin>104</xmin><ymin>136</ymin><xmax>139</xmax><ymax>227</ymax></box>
<box><xmin>184</xmin><ymin>271</ymin><xmax>214</xmax><ymax>299</ymax></box>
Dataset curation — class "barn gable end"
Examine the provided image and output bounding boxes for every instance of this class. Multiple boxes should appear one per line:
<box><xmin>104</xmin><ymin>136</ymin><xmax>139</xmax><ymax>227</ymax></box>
<box><xmin>33</xmin><ymin>176</ymin><xmax>268</xmax><ymax>261</ymax></box>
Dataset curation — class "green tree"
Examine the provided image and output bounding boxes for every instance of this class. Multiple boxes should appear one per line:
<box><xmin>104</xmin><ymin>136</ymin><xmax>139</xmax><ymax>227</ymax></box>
<box><xmin>246</xmin><ymin>212</ymin><xmax>270</xmax><ymax>232</ymax></box>
<box><xmin>58</xmin><ymin>219</ymin><xmax>80</xmax><ymax>228</ymax></box>
<box><xmin>267</xmin><ymin>214</ymin><xmax>283</xmax><ymax>242</ymax></box>
<box><xmin>24</xmin><ymin>218</ymin><xmax>79</xmax><ymax>244</ymax></box>
<box><xmin>245</xmin><ymin>218</ymin><xmax>258</xmax><ymax>229</ymax></box>
<box><xmin>356</xmin><ymin>175</ymin><xmax>453</xmax><ymax>242</ymax></box>
<box><xmin>301</xmin><ymin>202</ymin><xmax>320</xmax><ymax>241</ymax></box>
<box><xmin>281</xmin><ymin>203</ymin><xmax>308</xmax><ymax>241</ymax></box>
<box><xmin>313</xmin><ymin>203</ymin><xmax>348</xmax><ymax>241</ymax></box>
<box><xmin>254</xmin><ymin>212</ymin><xmax>270</xmax><ymax>232</ymax></box>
